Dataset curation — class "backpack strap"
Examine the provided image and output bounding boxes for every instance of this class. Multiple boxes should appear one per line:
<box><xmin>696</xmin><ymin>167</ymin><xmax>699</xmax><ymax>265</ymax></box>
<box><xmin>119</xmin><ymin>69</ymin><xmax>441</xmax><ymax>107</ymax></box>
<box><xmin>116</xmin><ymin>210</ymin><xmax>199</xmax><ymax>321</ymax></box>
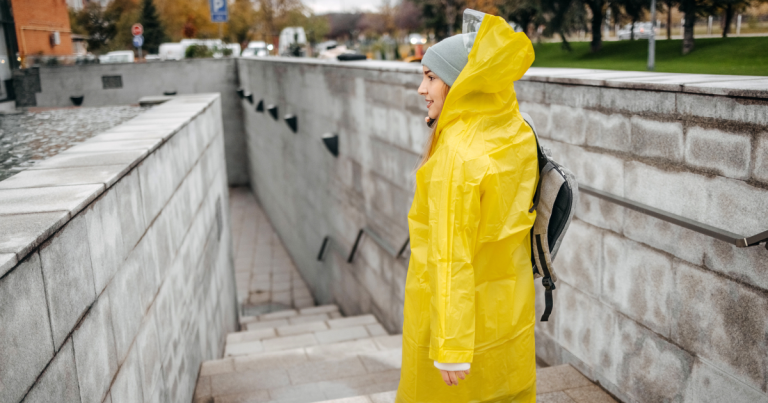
<box><xmin>520</xmin><ymin>112</ymin><xmax>552</xmax><ymax>213</ymax></box>
<box><xmin>529</xmin><ymin>162</ymin><xmax>555</xmax><ymax>213</ymax></box>
<box><xmin>534</xmin><ymin>233</ymin><xmax>556</xmax><ymax>321</ymax></box>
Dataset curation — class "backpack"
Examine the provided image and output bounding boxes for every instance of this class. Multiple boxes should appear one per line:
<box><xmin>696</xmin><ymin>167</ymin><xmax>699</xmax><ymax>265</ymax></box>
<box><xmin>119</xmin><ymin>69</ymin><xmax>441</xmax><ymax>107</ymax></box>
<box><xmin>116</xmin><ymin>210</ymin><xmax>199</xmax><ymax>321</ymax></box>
<box><xmin>520</xmin><ymin>112</ymin><xmax>579</xmax><ymax>322</ymax></box>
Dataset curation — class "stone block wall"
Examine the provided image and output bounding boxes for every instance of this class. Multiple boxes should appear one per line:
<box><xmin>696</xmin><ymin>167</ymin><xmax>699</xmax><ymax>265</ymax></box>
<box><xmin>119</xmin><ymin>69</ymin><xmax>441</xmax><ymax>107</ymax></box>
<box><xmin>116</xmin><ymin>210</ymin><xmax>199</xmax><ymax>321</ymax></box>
<box><xmin>517</xmin><ymin>69</ymin><xmax>768</xmax><ymax>403</ymax></box>
<box><xmin>33</xmin><ymin>59</ymin><xmax>249</xmax><ymax>186</ymax></box>
<box><xmin>237</xmin><ymin>58</ymin><xmax>423</xmax><ymax>333</ymax></box>
<box><xmin>238</xmin><ymin>58</ymin><xmax>768</xmax><ymax>403</ymax></box>
<box><xmin>0</xmin><ymin>94</ymin><xmax>237</xmax><ymax>403</ymax></box>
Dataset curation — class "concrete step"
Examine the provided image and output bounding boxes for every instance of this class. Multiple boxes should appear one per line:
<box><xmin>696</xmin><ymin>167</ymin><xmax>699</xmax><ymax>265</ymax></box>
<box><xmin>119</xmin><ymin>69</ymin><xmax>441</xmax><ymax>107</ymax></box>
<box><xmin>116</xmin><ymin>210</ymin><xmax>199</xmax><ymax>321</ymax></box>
<box><xmin>316</xmin><ymin>390</ymin><xmax>397</xmax><ymax>403</ymax></box>
<box><xmin>312</xmin><ymin>364</ymin><xmax>618</xmax><ymax>403</ymax></box>
<box><xmin>194</xmin><ymin>335</ymin><xmax>403</xmax><ymax>403</ymax></box>
<box><xmin>225</xmin><ymin>314</ymin><xmax>387</xmax><ymax>358</ymax></box>
<box><xmin>240</xmin><ymin>304</ymin><xmax>342</xmax><ymax>328</ymax></box>
<box><xmin>536</xmin><ymin>364</ymin><xmax>618</xmax><ymax>402</ymax></box>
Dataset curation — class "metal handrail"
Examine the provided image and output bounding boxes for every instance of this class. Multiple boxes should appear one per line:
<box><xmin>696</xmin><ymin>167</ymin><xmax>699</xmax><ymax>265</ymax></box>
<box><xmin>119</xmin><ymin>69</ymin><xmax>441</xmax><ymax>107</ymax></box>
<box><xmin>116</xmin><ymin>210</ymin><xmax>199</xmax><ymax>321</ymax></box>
<box><xmin>348</xmin><ymin>227</ymin><xmax>410</xmax><ymax>262</ymax></box>
<box><xmin>317</xmin><ymin>227</ymin><xmax>410</xmax><ymax>263</ymax></box>
<box><xmin>580</xmin><ymin>184</ymin><xmax>768</xmax><ymax>249</ymax></box>
<box><xmin>318</xmin><ymin>185</ymin><xmax>767</xmax><ymax>265</ymax></box>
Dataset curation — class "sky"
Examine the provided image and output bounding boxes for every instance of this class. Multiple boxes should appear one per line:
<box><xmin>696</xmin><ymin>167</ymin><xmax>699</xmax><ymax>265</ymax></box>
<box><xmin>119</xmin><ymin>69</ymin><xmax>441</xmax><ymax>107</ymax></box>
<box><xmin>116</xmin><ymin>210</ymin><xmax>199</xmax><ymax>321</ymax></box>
<box><xmin>304</xmin><ymin>0</ymin><xmax>382</xmax><ymax>15</ymax></box>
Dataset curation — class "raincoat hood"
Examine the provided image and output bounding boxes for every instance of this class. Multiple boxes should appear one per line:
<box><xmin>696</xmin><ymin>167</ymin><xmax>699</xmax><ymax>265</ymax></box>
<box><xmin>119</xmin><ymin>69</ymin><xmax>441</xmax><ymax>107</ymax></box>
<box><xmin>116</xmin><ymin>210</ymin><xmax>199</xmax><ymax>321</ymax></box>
<box><xmin>430</xmin><ymin>13</ymin><xmax>535</xmax><ymax>157</ymax></box>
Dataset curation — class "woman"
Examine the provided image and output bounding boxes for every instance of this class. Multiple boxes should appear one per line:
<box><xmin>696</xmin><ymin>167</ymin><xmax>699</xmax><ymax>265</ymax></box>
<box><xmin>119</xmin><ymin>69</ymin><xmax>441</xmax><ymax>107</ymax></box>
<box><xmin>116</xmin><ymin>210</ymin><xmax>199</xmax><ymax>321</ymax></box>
<box><xmin>396</xmin><ymin>11</ymin><xmax>539</xmax><ymax>403</ymax></box>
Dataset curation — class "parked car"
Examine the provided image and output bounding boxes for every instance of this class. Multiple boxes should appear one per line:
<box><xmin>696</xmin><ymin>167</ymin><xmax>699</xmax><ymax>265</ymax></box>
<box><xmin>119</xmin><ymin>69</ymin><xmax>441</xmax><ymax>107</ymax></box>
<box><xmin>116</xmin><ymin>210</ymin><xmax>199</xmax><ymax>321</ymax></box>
<box><xmin>242</xmin><ymin>41</ymin><xmax>269</xmax><ymax>57</ymax></box>
<box><xmin>407</xmin><ymin>33</ymin><xmax>427</xmax><ymax>45</ymax></box>
<box><xmin>617</xmin><ymin>22</ymin><xmax>656</xmax><ymax>40</ymax></box>
<box><xmin>314</xmin><ymin>40</ymin><xmax>338</xmax><ymax>55</ymax></box>
<box><xmin>158</xmin><ymin>40</ymin><xmax>240</xmax><ymax>60</ymax></box>
<box><xmin>98</xmin><ymin>50</ymin><xmax>135</xmax><ymax>64</ymax></box>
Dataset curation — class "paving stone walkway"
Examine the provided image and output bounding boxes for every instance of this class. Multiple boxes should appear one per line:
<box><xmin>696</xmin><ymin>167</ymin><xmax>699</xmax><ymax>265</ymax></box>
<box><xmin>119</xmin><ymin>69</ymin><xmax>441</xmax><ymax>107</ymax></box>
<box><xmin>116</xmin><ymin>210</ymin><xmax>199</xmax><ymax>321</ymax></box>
<box><xmin>229</xmin><ymin>187</ymin><xmax>315</xmax><ymax>315</ymax></box>
<box><xmin>0</xmin><ymin>105</ymin><xmax>145</xmax><ymax>181</ymax></box>
<box><xmin>209</xmin><ymin>188</ymin><xmax>620</xmax><ymax>403</ymax></box>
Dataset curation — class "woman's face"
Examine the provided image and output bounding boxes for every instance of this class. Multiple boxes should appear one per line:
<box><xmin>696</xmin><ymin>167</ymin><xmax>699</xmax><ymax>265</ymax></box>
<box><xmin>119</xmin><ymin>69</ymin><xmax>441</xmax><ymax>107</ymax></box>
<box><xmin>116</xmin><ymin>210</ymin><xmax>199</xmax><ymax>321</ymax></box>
<box><xmin>418</xmin><ymin>65</ymin><xmax>448</xmax><ymax>120</ymax></box>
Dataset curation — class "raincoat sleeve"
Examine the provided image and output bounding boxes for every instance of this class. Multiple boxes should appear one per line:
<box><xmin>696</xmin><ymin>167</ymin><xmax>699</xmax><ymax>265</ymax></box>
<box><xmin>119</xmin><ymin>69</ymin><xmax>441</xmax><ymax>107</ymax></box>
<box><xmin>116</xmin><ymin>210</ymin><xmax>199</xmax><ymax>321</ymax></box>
<box><xmin>427</xmin><ymin>154</ymin><xmax>489</xmax><ymax>364</ymax></box>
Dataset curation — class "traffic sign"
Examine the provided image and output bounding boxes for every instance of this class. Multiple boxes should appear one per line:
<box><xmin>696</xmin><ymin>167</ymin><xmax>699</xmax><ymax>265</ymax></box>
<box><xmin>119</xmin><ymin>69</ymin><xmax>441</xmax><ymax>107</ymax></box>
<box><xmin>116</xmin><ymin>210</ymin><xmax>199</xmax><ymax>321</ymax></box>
<box><xmin>132</xmin><ymin>23</ymin><xmax>143</xmax><ymax>36</ymax></box>
<box><xmin>133</xmin><ymin>35</ymin><xmax>144</xmax><ymax>48</ymax></box>
<box><xmin>209</xmin><ymin>0</ymin><xmax>228</xmax><ymax>22</ymax></box>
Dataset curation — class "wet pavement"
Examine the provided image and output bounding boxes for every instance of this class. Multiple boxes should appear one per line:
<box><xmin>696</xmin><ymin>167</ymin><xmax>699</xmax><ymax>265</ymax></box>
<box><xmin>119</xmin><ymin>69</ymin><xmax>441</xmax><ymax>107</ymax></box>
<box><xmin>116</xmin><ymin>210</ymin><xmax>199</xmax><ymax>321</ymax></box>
<box><xmin>0</xmin><ymin>105</ymin><xmax>147</xmax><ymax>181</ymax></box>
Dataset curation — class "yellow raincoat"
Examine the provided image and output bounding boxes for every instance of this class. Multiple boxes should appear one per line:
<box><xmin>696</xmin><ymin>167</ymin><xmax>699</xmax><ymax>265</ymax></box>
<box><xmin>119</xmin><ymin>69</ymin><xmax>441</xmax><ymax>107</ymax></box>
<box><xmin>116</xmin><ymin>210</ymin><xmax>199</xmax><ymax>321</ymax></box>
<box><xmin>396</xmin><ymin>14</ymin><xmax>538</xmax><ymax>403</ymax></box>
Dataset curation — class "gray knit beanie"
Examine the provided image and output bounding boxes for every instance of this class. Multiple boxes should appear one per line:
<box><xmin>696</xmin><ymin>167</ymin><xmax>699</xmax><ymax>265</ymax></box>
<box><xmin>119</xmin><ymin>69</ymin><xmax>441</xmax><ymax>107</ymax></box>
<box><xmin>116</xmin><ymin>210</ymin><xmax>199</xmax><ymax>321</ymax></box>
<box><xmin>421</xmin><ymin>34</ymin><xmax>470</xmax><ymax>87</ymax></box>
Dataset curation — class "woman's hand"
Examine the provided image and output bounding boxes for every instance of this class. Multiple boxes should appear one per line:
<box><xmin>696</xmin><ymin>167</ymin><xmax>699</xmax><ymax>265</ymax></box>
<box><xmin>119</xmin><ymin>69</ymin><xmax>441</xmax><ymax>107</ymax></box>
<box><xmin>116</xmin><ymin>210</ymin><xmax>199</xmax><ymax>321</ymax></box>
<box><xmin>439</xmin><ymin>369</ymin><xmax>470</xmax><ymax>386</ymax></box>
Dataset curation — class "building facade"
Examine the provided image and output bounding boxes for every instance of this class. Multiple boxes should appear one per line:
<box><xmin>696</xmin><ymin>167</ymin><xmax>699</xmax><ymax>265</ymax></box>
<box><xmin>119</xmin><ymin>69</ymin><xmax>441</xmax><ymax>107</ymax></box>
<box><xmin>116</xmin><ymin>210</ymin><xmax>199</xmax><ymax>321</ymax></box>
<box><xmin>10</xmin><ymin>0</ymin><xmax>73</xmax><ymax>61</ymax></box>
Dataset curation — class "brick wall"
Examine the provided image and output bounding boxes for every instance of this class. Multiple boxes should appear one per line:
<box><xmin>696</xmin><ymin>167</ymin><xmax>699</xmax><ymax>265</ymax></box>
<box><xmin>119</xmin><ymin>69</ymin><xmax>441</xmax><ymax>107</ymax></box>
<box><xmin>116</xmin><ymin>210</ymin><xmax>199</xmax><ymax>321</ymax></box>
<box><xmin>237</xmin><ymin>59</ymin><xmax>768</xmax><ymax>403</ymax></box>
<box><xmin>0</xmin><ymin>95</ymin><xmax>237</xmax><ymax>403</ymax></box>
<box><xmin>11</xmin><ymin>0</ymin><xmax>73</xmax><ymax>57</ymax></box>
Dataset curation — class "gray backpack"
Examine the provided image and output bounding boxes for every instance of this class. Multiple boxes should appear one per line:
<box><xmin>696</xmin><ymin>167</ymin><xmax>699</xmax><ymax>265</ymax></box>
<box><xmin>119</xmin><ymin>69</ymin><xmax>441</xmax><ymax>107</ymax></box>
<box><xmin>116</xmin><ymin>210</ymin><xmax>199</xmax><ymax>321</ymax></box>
<box><xmin>521</xmin><ymin>112</ymin><xmax>579</xmax><ymax>322</ymax></box>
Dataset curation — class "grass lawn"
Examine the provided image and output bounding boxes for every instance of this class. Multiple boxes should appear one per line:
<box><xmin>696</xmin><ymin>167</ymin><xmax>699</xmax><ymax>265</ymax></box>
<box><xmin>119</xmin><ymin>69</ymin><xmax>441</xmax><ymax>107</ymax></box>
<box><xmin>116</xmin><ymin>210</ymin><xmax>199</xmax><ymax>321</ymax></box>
<box><xmin>531</xmin><ymin>36</ymin><xmax>768</xmax><ymax>76</ymax></box>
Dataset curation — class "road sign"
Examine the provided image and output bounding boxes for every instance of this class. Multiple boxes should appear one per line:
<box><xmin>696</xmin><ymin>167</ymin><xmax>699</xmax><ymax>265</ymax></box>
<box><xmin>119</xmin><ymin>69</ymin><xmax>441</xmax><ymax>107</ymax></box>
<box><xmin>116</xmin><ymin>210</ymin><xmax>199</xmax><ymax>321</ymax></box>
<box><xmin>133</xmin><ymin>35</ymin><xmax>144</xmax><ymax>48</ymax></box>
<box><xmin>132</xmin><ymin>23</ymin><xmax>143</xmax><ymax>36</ymax></box>
<box><xmin>209</xmin><ymin>0</ymin><xmax>228</xmax><ymax>22</ymax></box>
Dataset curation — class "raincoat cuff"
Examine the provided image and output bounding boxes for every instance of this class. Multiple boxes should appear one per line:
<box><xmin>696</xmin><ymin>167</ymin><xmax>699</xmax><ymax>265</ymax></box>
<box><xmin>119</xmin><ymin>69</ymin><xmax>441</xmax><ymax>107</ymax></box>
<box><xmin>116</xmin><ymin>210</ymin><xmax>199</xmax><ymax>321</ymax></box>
<box><xmin>434</xmin><ymin>361</ymin><xmax>471</xmax><ymax>371</ymax></box>
<box><xmin>430</xmin><ymin>347</ymin><xmax>474</xmax><ymax>363</ymax></box>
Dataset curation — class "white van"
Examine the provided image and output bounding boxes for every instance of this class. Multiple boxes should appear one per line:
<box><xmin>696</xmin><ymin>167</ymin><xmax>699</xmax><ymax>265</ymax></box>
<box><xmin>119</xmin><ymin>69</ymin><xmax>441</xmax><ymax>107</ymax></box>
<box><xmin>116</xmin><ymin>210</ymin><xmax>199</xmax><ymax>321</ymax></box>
<box><xmin>242</xmin><ymin>41</ymin><xmax>269</xmax><ymax>57</ymax></box>
<box><xmin>98</xmin><ymin>50</ymin><xmax>135</xmax><ymax>64</ymax></box>
<box><xmin>159</xmin><ymin>43</ymin><xmax>185</xmax><ymax>60</ymax></box>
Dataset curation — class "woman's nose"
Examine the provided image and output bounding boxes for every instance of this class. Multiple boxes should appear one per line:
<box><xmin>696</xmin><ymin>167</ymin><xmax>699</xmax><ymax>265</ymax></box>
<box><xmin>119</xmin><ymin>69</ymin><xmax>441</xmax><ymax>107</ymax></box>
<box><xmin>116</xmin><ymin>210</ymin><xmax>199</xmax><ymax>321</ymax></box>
<box><xmin>417</xmin><ymin>82</ymin><xmax>427</xmax><ymax>95</ymax></box>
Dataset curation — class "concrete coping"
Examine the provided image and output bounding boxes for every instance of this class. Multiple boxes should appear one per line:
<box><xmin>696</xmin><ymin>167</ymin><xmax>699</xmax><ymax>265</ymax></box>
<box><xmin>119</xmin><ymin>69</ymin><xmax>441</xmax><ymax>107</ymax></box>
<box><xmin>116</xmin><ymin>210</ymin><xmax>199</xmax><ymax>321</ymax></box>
<box><xmin>138</xmin><ymin>95</ymin><xmax>176</xmax><ymax>106</ymax></box>
<box><xmin>0</xmin><ymin>93</ymin><xmax>220</xmax><ymax>276</ymax></box>
<box><xmin>240</xmin><ymin>56</ymin><xmax>768</xmax><ymax>99</ymax></box>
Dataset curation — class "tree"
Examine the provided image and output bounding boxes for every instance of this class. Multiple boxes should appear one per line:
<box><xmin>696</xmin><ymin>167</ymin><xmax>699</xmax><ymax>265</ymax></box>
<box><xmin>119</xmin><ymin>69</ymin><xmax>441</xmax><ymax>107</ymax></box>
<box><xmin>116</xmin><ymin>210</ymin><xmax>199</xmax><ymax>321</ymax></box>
<box><xmin>498</xmin><ymin>0</ymin><xmax>542</xmax><ymax>36</ymax></box>
<box><xmin>409</xmin><ymin>0</ymin><xmax>461</xmax><ymax>39</ymax></box>
<box><xmin>255</xmin><ymin>0</ymin><xmax>307</xmax><ymax>49</ymax></box>
<box><xmin>107</xmin><ymin>0</ymin><xmax>141</xmax><ymax>51</ymax></box>
<box><xmin>154</xmin><ymin>0</ymin><xmax>219</xmax><ymax>41</ymax></box>
<box><xmin>183</xmin><ymin>16</ymin><xmax>198</xmax><ymax>38</ymax></box>
<box><xmin>666</xmin><ymin>0</ymin><xmax>676</xmax><ymax>39</ymax></box>
<box><xmin>357</xmin><ymin>13</ymin><xmax>388</xmax><ymax>37</ymax></box>
<box><xmin>679</xmin><ymin>0</ymin><xmax>701</xmax><ymax>54</ymax></box>
<box><xmin>464</xmin><ymin>0</ymin><xmax>499</xmax><ymax>15</ymax></box>
<box><xmin>229</xmin><ymin>0</ymin><xmax>259</xmax><ymax>46</ymax></box>
<box><xmin>620</xmin><ymin>0</ymin><xmax>647</xmax><ymax>39</ymax></box>
<box><xmin>540</xmin><ymin>0</ymin><xmax>587</xmax><ymax>50</ymax></box>
<box><xmin>583</xmin><ymin>0</ymin><xmax>606</xmax><ymax>52</ymax></box>
<box><xmin>304</xmin><ymin>15</ymin><xmax>330</xmax><ymax>45</ymax></box>
<box><xmin>394</xmin><ymin>0</ymin><xmax>423</xmax><ymax>32</ymax></box>
<box><xmin>139</xmin><ymin>0</ymin><xmax>167</xmax><ymax>53</ymax></box>
<box><xmin>435</xmin><ymin>0</ymin><xmax>464</xmax><ymax>36</ymax></box>
<box><xmin>74</xmin><ymin>2</ymin><xmax>115</xmax><ymax>53</ymax></box>
<box><xmin>712</xmin><ymin>0</ymin><xmax>763</xmax><ymax>37</ymax></box>
<box><xmin>326</xmin><ymin>13</ymin><xmax>363</xmax><ymax>39</ymax></box>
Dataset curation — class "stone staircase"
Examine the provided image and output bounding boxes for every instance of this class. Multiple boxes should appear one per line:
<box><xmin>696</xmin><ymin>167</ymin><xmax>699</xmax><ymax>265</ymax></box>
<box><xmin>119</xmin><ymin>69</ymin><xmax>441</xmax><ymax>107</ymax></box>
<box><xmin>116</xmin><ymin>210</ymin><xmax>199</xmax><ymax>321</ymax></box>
<box><xmin>193</xmin><ymin>304</ymin><xmax>402</xmax><ymax>402</ymax></box>
<box><xmin>193</xmin><ymin>302</ymin><xmax>619</xmax><ymax>403</ymax></box>
<box><xmin>211</xmin><ymin>188</ymin><xmax>619</xmax><ymax>403</ymax></box>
